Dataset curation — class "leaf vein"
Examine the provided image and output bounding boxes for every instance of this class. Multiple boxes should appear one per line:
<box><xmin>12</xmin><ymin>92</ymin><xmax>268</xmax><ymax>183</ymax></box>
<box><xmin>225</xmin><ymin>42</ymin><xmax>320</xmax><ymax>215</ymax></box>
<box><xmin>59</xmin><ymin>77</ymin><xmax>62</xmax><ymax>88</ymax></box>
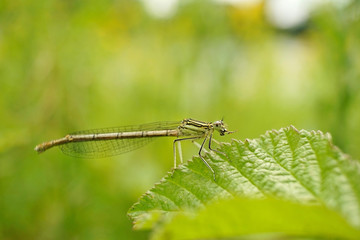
<box><xmin>227</xmin><ymin>141</ymin><xmax>268</xmax><ymax>196</ymax></box>
<box><xmin>166</xmin><ymin>178</ymin><xmax>205</xmax><ymax>206</ymax></box>
<box><xmin>151</xmin><ymin>189</ymin><xmax>181</xmax><ymax>210</ymax></box>
<box><xmin>266</xmin><ymin>131</ymin><xmax>318</xmax><ymax>198</ymax></box>
<box><xmin>186</xmin><ymin>160</ymin><xmax>236</xmax><ymax>198</ymax></box>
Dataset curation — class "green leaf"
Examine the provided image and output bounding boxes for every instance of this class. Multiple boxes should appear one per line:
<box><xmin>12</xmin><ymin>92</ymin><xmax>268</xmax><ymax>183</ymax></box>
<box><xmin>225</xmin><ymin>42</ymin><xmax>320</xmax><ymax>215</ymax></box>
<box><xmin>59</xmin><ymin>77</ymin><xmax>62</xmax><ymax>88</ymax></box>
<box><xmin>128</xmin><ymin>126</ymin><xmax>360</xmax><ymax>238</ymax></box>
<box><xmin>154</xmin><ymin>198</ymin><xmax>360</xmax><ymax>240</ymax></box>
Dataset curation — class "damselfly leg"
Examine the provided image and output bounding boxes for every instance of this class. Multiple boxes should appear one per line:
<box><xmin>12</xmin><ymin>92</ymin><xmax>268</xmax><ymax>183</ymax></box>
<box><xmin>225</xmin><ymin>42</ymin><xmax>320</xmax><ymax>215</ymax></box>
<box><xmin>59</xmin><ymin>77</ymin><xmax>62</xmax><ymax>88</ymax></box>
<box><xmin>173</xmin><ymin>136</ymin><xmax>202</xmax><ymax>168</ymax></box>
<box><xmin>198</xmin><ymin>132</ymin><xmax>217</xmax><ymax>181</ymax></box>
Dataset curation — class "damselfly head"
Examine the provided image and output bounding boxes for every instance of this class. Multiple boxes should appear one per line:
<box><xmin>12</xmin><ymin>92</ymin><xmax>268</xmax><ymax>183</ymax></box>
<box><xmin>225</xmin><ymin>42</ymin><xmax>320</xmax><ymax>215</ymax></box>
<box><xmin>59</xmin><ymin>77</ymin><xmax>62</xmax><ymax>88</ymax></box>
<box><xmin>213</xmin><ymin>120</ymin><xmax>234</xmax><ymax>136</ymax></box>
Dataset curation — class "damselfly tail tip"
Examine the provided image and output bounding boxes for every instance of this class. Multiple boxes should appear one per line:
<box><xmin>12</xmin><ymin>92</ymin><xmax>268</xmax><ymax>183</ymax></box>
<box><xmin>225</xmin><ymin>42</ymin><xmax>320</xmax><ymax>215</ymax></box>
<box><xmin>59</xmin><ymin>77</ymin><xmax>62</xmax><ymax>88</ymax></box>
<box><xmin>34</xmin><ymin>144</ymin><xmax>45</xmax><ymax>153</ymax></box>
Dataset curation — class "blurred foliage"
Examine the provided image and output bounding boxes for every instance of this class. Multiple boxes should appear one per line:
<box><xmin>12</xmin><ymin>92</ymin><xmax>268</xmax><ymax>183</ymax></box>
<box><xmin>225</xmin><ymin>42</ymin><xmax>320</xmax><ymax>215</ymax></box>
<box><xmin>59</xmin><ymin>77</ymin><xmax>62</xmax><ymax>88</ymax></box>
<box><xmin>156</xmin><ymin>198</ymin><xmax>360</xmax><ymax>240</ymax></box>
<box><xmin>0</xmin><ymin>0</ymin><xmax>359</xmax><ymax>239</ymax></box>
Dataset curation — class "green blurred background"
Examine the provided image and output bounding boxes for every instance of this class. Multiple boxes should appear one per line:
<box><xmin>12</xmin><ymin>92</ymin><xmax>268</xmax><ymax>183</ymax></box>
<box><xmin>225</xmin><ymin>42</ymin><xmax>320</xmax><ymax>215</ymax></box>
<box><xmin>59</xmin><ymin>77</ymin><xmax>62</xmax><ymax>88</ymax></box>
<box><xmin>1</xmin><ymin>0</ymin><xmax>359</xmax><ymax>239</ymax></box>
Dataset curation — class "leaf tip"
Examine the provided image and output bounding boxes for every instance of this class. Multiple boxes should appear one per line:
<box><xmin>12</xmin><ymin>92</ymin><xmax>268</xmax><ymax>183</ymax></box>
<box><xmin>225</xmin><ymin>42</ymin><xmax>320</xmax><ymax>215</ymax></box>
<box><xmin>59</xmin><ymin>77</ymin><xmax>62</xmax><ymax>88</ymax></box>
<box><xmin>325</xmin><ymin>132</ymin><xmax>333</xmax><ymax>141</ymax></box>
<box><xmin>272</xmin><ymin>129</ymin><xmax>280</xmax><ymax>134</ymax></box>
<box><xmin>289</xmin><ymin>125</ymin><xmax>299</xmax><ymax>132</ymax></box>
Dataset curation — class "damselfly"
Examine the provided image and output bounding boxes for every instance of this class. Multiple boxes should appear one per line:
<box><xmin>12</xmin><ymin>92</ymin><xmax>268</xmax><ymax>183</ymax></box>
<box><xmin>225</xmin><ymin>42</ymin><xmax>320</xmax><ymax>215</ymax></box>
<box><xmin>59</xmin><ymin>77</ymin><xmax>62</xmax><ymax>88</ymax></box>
<box><xmin>35</xmin><ymin>118</ymin><xmax>233</xmax><ymax>180</ymax></box>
